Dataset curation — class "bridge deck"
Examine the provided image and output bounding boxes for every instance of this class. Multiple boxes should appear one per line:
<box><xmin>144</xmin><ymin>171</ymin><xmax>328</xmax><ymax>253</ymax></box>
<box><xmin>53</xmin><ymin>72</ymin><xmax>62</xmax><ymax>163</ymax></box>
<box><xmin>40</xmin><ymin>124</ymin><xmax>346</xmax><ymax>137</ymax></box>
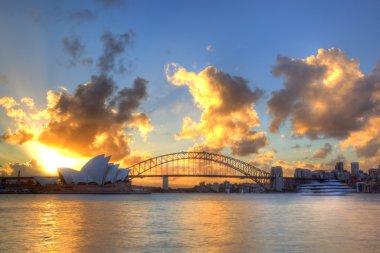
<box><xmin>129</xmin><ymin>175</ymin><xmax>272</xmax><ymax>179</ymax></box>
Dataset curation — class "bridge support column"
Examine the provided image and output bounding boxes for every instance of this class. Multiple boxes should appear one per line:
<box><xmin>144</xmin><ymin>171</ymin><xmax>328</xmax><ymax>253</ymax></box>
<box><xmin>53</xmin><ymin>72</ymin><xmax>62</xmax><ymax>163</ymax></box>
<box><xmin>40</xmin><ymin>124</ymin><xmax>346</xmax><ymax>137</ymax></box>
<box><xmin>162</xmin><ymin>176</ymin><xmax>169</xmax><ymax>191</ymax></box>
<box><xmin>271</xmin><ymin>166</ymin><xmax>284</xmax><ymax>191</ymax></box>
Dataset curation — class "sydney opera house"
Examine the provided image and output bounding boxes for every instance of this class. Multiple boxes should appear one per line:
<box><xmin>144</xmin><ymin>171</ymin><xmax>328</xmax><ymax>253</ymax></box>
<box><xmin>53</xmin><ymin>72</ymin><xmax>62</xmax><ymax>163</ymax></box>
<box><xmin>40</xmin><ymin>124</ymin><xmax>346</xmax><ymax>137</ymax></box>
<box><xmin>34</xmin><ymin>154</ymin><xmax>133</xmax><ymax>193</ymax></box>
<box><xmin>58</xmin><ymin>154</ymin><xmax>130</xmax><ymax>185</ymax></box>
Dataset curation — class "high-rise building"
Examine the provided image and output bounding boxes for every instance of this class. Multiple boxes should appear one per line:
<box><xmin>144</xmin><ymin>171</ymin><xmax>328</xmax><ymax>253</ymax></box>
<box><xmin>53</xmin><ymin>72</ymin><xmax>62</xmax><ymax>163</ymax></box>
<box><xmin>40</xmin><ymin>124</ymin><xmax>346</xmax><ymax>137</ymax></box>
<box><xmin>335</xmin><ymin>162</ymin><xmax>344</xmax><ymax>172</ymax></box>
<box><xmin>351</xmin><ymin>162</ymin><xmax>359</xmax><ymax>176</ymax></box>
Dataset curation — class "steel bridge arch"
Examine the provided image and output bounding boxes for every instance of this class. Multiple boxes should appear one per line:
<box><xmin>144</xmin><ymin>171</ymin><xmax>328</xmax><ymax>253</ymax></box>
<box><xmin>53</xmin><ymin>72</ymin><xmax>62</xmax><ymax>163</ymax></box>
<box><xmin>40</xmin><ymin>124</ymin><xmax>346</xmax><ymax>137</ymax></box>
<box><xmin>128</xmin><ymin>151</ymin><xmax>272</xmax><ymax>187</ymax></box>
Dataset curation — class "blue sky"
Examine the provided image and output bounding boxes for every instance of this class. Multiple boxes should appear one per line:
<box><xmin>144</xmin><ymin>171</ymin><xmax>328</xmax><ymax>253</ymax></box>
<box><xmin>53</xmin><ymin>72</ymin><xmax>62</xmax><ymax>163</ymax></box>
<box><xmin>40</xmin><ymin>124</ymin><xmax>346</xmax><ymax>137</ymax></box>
<box><xmin>1</xmin><ymin>0</ymin><xmax>380</xmax><ymax>174</ymax></box>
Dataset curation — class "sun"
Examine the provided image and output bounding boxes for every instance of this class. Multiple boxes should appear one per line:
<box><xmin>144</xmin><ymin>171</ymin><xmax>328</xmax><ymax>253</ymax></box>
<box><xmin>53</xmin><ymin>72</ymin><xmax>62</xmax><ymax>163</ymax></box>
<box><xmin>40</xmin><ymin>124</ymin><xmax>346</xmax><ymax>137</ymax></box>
<box><xmin>24</xmin><ymin>142</ymin><xmax>87</xmax><ymax>174</ymax></box>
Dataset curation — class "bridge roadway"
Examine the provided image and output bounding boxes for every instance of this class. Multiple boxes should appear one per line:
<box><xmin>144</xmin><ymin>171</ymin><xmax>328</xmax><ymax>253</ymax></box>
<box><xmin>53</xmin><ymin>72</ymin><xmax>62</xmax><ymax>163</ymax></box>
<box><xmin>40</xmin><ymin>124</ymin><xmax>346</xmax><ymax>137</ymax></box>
<box><xmin>129</xmin><ymin>175</ymin><xmax>314</xmax><ymax>180</ymax></box>
<box><xmin>129</xmin><ymin>175</ymin><xmax>272</xmax><ymax>179</ymax></box>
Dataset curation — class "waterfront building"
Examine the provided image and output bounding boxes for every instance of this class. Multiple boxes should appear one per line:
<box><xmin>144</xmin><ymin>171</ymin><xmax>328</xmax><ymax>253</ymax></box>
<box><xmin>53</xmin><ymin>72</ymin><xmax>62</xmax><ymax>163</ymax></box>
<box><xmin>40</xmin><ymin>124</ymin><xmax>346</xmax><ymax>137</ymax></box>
<box><xmin>34</xmin><ymin>176</ymin><xmax>59</xmax><ymax>186</ymax></box>
<box><xmin>351</xmin><ymin>162</ymin><xmax>359</xmax><ymax>177</ymax></box>
<box><xmin>294</xmin><ymin>168</ymin><xmax>312</xmax><ymax>178</ymax></box>
<box><xmin>335</xmin><ymin>162</ymin><xmax>344</xmax><ymax>172</ymax></box>
<box><xmin>58</xmin><ymin>154</ymin><xmax>130</xmax><ymax>185</ymax></box>
<box><xmin>368</xmin><ymin>168</ymin><xmax>380</xmax><ymax>179</ymax></box>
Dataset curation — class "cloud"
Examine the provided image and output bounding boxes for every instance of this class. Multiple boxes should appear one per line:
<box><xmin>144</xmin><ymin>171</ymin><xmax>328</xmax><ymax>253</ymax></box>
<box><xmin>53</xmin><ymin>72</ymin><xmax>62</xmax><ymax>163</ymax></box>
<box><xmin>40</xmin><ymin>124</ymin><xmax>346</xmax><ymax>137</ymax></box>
<box><xmin>0</xmin><ymin>31</ymin><xmax>152</xmax><ymax>162</ymax></box>
<box><xmin>38</xmin><ymin>75</ymin><xmax>152</xmax><ymax>160</ymax></box>
<box><xmin>1</xmin><ymin>129</ymin><xmax>34</xmax><ymax>144</ymax></box>
<box><xmin>95</xmin><ymin>0</ymin><xmax>127</xmax><ymax>8</ymax></box>
<box><xmin>325</xmin><ymin>154</ymin><xmax>347</xmax><ymax>167</ymax></box>
<box><xmin>68</xmin><ymin>9</ymin><xmax>96</xmax><ymax>23</ymax></box>
<box><xmin>274</xmin><ymin>160</ymin><xmax>330</xmax><ymax>176</ymax></box>
<box><xmin>341</xmin><ymin>116</ymin><xmax>380</xmax><ymax>157</ymax></box>
<box><xmin>81</xmin><ymin>58</ymin><xmax>94</xmax><ymax>65</ymax></box>
<box><xmin>62</xmin><ymin>35</ymin><xmax>86</xmax><ymax>65</ymax></box>
<box><xmin>0</xmin><ymin>77</ymin><xmax>152</xmax><ymax>161</ymax></box>
<box><xmin>312</xmin><ymin>143</ymin><xmax>332</xmax><ymax>159</ymax></box>
<box><xmin>0</xmin><ymin>74</ymin><xmax>9</xmax><ymax>85</ymax></box>
<box><xmin>251</xmin><ymin>151</ymin><xmax>330</xmax><ymax>176</ymax></box>
<box><xmin>0</xmin><ymin>96</ymin><xmax>42</xmax><ymax>143</ymax></box>
<box><xmin>268</xmin><ymin>48</ymin><xmax>380</xmax><ymax>159</ymax></box>
<box><xmin>0</xmin><ymin>159</ymin><xmax>44</xmax><ymax>176</ymax></box>
<box><xmin>268</xmin><ymin>48</ymin><xmax>372</xmax><ymax>138</ymax></box>
<box><xmin>122</xmin><ymin>151</ymin><xmax>152</xmax><ymax>167</ymax></box>
<box><xmin>165</xmin><ymin>63</ymin><xmax>268</xmax><ymax>155</ymax></box>
<box><xmin>250</xmin><ymin>150</ymin><xmax>276</xmax><ymax>170</ymax></box>
<box><xmin>291</xmin><ymin>144</ymin><xmax>300</xmax><ymax>149</ymax></box>
<box><xmin>97</xmin><ymin>31</ymin><xmax>135</xmax><ymax>74</ymax></box>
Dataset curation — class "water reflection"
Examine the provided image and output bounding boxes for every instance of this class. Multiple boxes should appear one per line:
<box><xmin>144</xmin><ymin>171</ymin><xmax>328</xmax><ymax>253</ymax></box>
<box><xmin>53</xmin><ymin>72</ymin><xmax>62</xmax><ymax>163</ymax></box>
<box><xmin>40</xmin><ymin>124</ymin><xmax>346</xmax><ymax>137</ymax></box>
<box><xmin>1</xmin><ymin>194</ymin><xmax>380</xmax><ymax>252</ymax></box>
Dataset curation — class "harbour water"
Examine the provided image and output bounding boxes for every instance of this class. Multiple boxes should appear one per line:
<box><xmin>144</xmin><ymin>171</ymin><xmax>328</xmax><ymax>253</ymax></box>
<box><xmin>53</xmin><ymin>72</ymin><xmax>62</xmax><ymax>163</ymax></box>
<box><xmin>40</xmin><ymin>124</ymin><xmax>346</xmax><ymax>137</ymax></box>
<box><xmin>1</xmin><ymin>193</ymin><xmax>380</xmax><ymax>252</ymax></box>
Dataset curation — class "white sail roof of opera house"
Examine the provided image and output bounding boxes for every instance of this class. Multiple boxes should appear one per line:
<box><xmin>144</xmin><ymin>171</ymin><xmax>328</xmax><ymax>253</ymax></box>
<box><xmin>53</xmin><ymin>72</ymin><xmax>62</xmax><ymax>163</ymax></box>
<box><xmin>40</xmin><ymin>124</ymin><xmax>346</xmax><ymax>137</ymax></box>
<box><xmin>57</xmin><ymin>154</ymin><xmax>130</xmax><ymax>185</ymax></box>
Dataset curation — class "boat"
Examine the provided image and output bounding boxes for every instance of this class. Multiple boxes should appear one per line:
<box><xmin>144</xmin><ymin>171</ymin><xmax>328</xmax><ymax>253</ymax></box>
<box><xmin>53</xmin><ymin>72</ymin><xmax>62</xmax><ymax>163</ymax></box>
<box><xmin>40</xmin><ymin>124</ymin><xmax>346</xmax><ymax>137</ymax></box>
<box><xmin>298</xmin><ymin>180</ymin><xmax>354</xmax><ymax>196</ymax></box>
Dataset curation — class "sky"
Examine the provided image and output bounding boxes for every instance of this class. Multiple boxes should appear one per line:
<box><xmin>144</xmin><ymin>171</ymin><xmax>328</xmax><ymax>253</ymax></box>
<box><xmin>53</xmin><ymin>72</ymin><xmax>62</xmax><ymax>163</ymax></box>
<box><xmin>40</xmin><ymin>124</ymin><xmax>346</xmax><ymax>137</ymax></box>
<box><xmin>1</xmin><ymin>0</ymin><xmax>380</xmax><ymax>181</ymax></box>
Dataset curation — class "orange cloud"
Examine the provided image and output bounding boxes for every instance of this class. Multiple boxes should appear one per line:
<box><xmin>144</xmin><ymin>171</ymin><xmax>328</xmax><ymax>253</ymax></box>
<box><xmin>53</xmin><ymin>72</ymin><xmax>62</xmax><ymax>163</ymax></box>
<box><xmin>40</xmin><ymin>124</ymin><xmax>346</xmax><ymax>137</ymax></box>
<box><xmin>166</xmin><ymin>64</ymin><xmax>268</xmax><ymax>156</ymax></box>
<box><xmin>0</xmin><ymin>159</ymin><xmax>44</xmax><ymax>176</ymax></box>
<box><xmin>268</xmin><ymin>48</ymin><xmax>380</xmax><ymax>160</ymax></box>
<box><xmin>268</xmin><ymin>48</ymin><xmax>368</xmax><ymax>138</ymax></box>
<box><xmin>0</xmin><ymin>76</ymin><xmax>153</xmax><ymax>162</ymax></box>
<box><xmin>341</xmin><ymin>116</ymin><xmax>380</xmax><ymax>158</ymax></box>
<box><xmin>312</xmin><ymin>143</ymin><xmax>332</xmax><ymax>159</ymax></box>
<box><xmin>250</xmin><ymin>149</ymin><xmax>330</xmax><ymax>176</ymax></box>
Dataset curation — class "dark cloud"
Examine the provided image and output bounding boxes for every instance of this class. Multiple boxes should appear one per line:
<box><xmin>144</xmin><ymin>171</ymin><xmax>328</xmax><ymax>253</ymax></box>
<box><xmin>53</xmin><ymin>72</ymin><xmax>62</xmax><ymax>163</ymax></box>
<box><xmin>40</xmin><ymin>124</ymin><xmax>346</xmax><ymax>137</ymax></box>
<box><xmin>1</xmin><ymin>159</ymin><xmax>44</xmax><ymax>176</ymax></box>
<box><xmin>312</xmin><ymin>143</ymin><xmax>332</xmax><ymax>159</ymax></box>
<box><xmin>39</xmin><ymin>75</ymin><xmax>151</xmax><ymax>160</ymax></box>
<box><xmin>325</xmin><ymin>154</ymin><xmax>347</xmax><ymax>168</ymax></box>
<box><xmin>68</xmin><ymin>9</ymin><xmax>96</xmax><ymax>23</ymax></box>
<box><xmin>95</xmin><ymin>0</ymin><xmax>127</xmax><ymax>7</ymax></box>
<box><xmin>81</xmin><ymin>57</ymin><xmax>94</xmax><ymax>65</ymax></box>
<box><xmin>62</xmin><ymin>35</ymin><xmax>85</xmax><ymax>64</ymax></box>
<box><xmin>97</xmin><ymin>31</ymin><xmax>135</xmax><ymax>74</ymax></box>
<box><xmin>0</xmin><ymin>74</ymin><xmax>9</xmax><ymax>85</ymax></box>
<box><xmin>27</xmin><ymin>8</ymin><xmax>42</xmax><ymax>23</ymax></box>
<box><xmin>1</xmin><ymin>30</ymin><xmax>152</xmax><ymax>162</ymax></box>
<box><xmin>231</xmin><ymin>132</ymin><xmax>269</xmax><ymax>156</ymax></box>
<box><xmin>291</xmin><ymin>144</ymin><xmax>300</xmax><ymax>149</ymax></box>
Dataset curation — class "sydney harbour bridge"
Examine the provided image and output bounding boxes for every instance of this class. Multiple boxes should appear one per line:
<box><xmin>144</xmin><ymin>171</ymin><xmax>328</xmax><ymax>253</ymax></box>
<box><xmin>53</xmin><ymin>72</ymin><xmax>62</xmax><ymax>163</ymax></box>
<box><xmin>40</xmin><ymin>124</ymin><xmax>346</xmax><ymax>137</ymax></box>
<box><xmin>128</xmin><ymin>151</ymin><xmax>300</xmax><ymax>191</ymax></box>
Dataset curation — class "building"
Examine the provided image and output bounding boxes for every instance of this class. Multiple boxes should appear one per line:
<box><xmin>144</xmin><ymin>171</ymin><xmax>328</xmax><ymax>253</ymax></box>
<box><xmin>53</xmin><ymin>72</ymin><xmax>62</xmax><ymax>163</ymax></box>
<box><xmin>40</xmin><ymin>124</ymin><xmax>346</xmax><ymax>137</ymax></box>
<box><xmin>368</xmin><ymin>168</ymin><xmax>380</xmax><ymax>179</ymax></box>
<box><xmin>335</xmin><ymin>162</ymin><xmax>344</xmax><ymax>172</ymax></box>
<box><xmin>294</xmin><ymin>168</ymin><xmax>312</xmax><ymax>178</ymax></box>
<box><xmin>351</xmin><ymin>162</ymin><xmax>359</xmax><ymax>177</ymax></box>
<box><xmin>57</xmin><ymin>154</ymin><xmax>130</xmax><ymax>185</ymax></box>
<box><xmin>30</xmin><ymin>154</ymin><xmax>134</xmax><ymax>193</ymax></box>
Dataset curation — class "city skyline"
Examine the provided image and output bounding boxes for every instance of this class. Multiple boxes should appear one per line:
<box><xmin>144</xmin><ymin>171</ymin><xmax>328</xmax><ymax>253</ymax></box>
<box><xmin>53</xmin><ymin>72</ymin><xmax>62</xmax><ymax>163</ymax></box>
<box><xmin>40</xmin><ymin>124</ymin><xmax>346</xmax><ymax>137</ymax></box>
<box><xmin>1</xmin><ymin>0</ymin><xmax>380</xmax><ymax>183</ymax></box>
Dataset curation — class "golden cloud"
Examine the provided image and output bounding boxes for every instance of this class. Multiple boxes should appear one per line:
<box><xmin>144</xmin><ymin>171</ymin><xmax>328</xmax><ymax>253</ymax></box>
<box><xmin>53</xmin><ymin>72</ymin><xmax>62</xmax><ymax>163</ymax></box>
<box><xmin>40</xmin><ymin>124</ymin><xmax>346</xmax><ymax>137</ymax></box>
<box><xmin>165</xmin><ymin>64</ymin><xmax>268</xmax><ymax>155</ymax></box>
<box><xmin>0</xmin><ymin>75</ymin><xmax>153</xmax><ymax>162</ymax></box>
<box><xmin>268</xmin><ymin>48</ymin><xmax>380</xmax><ymax>159</ymax></box>
<box><xmin>0</xmin><ymin>159</ymin><xmax>44</xmax><ymax>176</ymax></box>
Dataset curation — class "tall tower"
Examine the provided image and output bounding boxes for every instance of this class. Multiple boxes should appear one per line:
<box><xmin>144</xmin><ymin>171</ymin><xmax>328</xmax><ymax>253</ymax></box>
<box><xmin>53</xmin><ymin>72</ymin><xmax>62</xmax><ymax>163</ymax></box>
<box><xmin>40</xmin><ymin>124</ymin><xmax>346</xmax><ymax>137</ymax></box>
<box><xmin>351</xmin><ymin>162</ymin><xmax>359</xmax><ymax>176</ymax></box>
<box><xmin>335</xmin><ymin>162</ymin><xmax>344</xmax><ymax>172</ymax></box>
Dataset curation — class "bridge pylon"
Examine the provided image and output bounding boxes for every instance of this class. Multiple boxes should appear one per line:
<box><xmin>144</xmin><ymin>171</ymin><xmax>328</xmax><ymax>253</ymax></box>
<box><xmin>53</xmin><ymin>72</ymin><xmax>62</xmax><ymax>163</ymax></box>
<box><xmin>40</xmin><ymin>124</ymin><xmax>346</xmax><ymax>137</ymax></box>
<box><xmin>270</xmin><ymin>166</ymin><xmax>284</xmax><ymax>191</ymax></box>
<box><xmin>163</xmin><ymin>176</ymin><xmax>169</xmax><ymax>191</ymax></box>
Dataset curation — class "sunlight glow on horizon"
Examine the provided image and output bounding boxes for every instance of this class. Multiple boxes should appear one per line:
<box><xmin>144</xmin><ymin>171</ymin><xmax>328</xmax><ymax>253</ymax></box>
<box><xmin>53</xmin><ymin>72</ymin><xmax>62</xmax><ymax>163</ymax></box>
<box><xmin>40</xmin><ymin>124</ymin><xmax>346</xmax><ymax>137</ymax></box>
<box><xmin>24</xmin><ymin>142</ymin><xmax>88</xmax><ymax>174</ymax></box>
